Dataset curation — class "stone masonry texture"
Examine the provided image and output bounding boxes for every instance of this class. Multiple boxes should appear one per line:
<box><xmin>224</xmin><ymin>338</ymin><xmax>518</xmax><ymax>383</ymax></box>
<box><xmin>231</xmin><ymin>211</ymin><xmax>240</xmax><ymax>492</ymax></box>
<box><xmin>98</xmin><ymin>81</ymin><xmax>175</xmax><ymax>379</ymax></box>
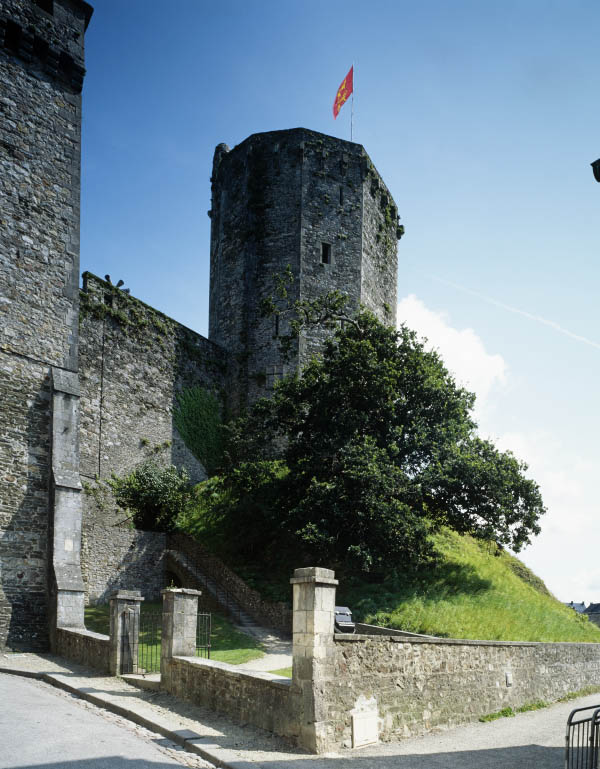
<box><xmin>209</xmin><ymin>128</ymin><xmax>401</xmax><ymax>411</ymax></box>
<box><xmin>323</xmin><ymin>635</ymin><xmax>600</xmax><ymax>750</ymax></box>
<box><xmin>78</xmin><ymin>272</ymin><xmax>227</xmax><ymax>526</ymax></box>
<box><xmin>55</xmin><ymin>624</ymin><xmax>109</xmax><ymax>673</ymax></box>
<box><xmin>81</xmin><ymin>525</ymin><xmax>166</xmax><ymax>605</ymax></box>
<box><xmin>0</xmin><ymin>0</ymin><xmax>92</xmax><ymax>650</ymax></box>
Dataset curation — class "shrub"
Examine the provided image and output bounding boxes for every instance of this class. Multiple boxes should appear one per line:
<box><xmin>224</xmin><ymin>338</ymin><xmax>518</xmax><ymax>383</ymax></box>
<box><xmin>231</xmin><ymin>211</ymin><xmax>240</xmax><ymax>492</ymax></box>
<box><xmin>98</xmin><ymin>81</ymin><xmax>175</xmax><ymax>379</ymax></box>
<box><xmin>107</xmin><ymin>461</ymin><xmax>192</xmax><ymax>532</ymax></box>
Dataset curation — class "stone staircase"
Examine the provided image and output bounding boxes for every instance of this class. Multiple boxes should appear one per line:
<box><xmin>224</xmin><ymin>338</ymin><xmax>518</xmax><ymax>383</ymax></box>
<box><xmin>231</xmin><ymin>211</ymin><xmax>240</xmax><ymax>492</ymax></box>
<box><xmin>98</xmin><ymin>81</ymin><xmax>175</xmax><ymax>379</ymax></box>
<box><xmin>164</xmin><ymin>542</ymin><xmax>291</xmax><ymax>641</ymax></box>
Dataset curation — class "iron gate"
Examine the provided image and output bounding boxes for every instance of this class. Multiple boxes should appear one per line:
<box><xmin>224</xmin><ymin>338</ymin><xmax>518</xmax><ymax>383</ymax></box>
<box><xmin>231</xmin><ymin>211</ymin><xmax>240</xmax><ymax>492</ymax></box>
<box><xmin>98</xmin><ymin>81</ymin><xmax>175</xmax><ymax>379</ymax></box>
<box><xmin>119</xmin><ymin>606</ymin><xmax>139</xmax><ymax>674</ymax></box>
<box><xmin>196</xmin><ymin>612</ymin><xmax>211</xmax><ymax>658</ymax></box>
<box><xmin>566</xmin><ymin>704</ymin><xmax>600</xmax><ymax>768</ymax></box>
<box><xmin>120</xmin><ymin>609</ymin><xmax>211</xmax><ymax>674</ymax></box>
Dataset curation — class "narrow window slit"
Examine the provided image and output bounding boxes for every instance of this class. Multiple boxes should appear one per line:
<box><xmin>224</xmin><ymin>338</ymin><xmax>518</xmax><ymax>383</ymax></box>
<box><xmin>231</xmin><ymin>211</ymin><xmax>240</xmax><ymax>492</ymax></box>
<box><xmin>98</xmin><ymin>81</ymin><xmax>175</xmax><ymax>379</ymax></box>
<box><xmin>4</xmin><ymin>21</ymin><xmax>22</xmax><ymax>54</ymax></box>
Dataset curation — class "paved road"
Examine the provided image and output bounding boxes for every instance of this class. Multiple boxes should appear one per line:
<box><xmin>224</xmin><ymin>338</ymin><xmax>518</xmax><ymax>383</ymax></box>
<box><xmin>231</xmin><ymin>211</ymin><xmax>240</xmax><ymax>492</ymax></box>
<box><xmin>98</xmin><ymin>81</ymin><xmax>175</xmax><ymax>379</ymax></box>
<box><xmin>0</xmin><ymin>675</ymin><xmax>214</xmax><ymax>769</ymax></box>
<box><xmin>1</xmin><ymin>656</ymin><xmax>596</xmax><ymax>768</ymax></box>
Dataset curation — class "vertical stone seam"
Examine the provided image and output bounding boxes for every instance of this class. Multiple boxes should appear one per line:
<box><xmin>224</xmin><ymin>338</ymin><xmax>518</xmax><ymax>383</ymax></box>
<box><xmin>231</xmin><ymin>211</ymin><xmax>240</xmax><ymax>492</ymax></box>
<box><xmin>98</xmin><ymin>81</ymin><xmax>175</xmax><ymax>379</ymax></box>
<box><xmin>97</xmin><ymin>315</ymin><xmax>106</xmax><ymax>477</ymax></box>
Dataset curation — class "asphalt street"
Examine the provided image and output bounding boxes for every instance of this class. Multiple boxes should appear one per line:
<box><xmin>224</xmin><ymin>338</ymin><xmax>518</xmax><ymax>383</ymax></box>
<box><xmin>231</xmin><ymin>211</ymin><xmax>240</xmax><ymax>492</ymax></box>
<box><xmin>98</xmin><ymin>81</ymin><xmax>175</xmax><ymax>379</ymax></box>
<box><xmin>0</xmin><ymin>674</ymin><xmax>214</xmax><ymax>769</ymax></box>
<box><xmin>0</xmin><ymin>660</ymin><xmax>596</xmax><ymax>768</ymax></box>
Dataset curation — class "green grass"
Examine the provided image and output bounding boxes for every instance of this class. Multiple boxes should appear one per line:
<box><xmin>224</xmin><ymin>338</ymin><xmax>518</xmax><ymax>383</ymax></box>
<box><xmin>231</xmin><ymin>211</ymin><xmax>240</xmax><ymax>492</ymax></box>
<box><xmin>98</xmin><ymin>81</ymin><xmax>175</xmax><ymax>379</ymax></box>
<box><xmin>84</xmin><ymin>601</ymin><xmax>264</xmax><ymax>667</ymax></box>
<box><xmin>480</xmin><ymin>696</ymin><xmax>596</xmax><ymax>723</ymax></box>
<box><xmin>516</xmin><ymin>701</ymin><xmax>548</xmax><ymax>713</ymax></box>
<box><xmin>479</xmin><ymin>702</ymin><xmax>547</xmax><ymax>722</ymax></box>
<box><xmin>479</xmin><ymin>706</ymin><xmax>516</xmax><ymax>722</ymax></box>
<box><xmin>269</xmin><ymin>666</ymin><xmax>292</xmax><ymax>678</ymax></box>
<box><xmin>211</xmin><ymin>527</ymin><xmax>600</xmax><ymax>643</ymax></box>
<box><xmin>558</xmin><ymin>686</ymin><xmax>600</xmax><ymax>703</ymax></box>
<box><xmin>334</xmin><ymin>528</ymin><xmax>600</xmax><ymax>643</ymax></box>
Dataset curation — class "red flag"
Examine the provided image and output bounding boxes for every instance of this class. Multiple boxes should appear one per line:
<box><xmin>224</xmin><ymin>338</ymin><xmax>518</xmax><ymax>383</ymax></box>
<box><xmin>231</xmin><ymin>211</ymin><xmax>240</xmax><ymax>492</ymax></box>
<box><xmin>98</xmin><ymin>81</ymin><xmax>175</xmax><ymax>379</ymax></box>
<box><xmin>333</xmin><ymin>66</ymin><xmax>353</xmax><ymax>119</ymax></box>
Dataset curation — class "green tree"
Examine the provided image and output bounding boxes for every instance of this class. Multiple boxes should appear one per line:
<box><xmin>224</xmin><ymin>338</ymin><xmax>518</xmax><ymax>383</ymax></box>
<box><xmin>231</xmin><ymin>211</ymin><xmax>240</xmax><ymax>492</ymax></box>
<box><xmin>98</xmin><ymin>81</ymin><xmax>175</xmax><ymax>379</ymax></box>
<box><xmin>108</xmin><ymin>461</ymin><xmax>192</xmax><ymax>532</ymax></box>
<box><xmin>199</xmin><ymin>306</ymin><xmax>545</xmax><ymax>576</ymax></box>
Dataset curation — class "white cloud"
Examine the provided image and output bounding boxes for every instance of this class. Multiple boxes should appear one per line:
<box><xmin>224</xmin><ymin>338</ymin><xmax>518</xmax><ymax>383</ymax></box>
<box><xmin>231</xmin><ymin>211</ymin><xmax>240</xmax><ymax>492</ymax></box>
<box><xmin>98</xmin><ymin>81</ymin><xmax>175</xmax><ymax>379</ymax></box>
<box><xmin>498</xmin><ymin>430</ymin><xmax>600</xmax><ymax>601</ymax></box>
<box><xmin>397</xmin><ymin>294</ymin><xmax>507</xmax><ymax>417</ymax></box>
<box><xmin>396</xmin><ymin>295</ymin><xmax>600</xmax><ymax>602</ymax></box>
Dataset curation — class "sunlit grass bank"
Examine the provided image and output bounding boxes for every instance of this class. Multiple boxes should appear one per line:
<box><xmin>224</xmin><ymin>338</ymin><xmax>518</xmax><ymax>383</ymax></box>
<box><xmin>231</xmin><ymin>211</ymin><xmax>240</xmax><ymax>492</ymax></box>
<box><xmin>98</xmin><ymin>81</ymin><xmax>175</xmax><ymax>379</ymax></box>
<box><xmin>338</xmin><ymin>529</ymin><xmax>600</xmax><ymax>642</ymax></box>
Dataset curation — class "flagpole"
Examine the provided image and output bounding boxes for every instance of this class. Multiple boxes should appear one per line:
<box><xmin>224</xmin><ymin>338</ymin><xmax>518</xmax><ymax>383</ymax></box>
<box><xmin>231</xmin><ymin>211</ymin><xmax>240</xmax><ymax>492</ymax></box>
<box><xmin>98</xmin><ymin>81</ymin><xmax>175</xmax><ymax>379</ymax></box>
<box><xmin>351</xmin><ymin>62</ymin><xmax>354</xmax><ymax>141</ymax></box>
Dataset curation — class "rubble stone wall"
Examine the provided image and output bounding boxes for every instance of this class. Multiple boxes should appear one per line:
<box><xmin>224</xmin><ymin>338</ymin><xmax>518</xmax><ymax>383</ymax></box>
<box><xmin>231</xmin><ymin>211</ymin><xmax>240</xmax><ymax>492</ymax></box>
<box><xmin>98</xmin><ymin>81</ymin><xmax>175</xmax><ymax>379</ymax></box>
<box><xmin>0</xmin><ymin>0</ymin><xmax>90</xmax><ymax>650</ymax></box>
<box><xmin>55</xmin><ymin>626</ymin><xmax>110</xmax><ymax>673</ymax></box>
<box><xmin>322</xmin><ymin>634</ymin><xmax>600</xmax><ymax>748</ymax></box>
<box><xmin>78</xmin><ymin>273</ymin><xmax>227</xmax><ymax>527</ymax></box>
<box><xmin>81</xmin><ymin>525</ymin><xmax>166</xmax><ymax>605</ymax></box>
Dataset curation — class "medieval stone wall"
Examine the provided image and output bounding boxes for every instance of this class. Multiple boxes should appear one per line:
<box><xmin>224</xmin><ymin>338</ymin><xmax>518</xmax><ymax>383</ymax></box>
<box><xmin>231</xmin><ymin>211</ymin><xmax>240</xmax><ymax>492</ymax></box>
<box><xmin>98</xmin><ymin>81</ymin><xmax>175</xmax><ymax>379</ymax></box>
<box><xmin>78</xmin><ymin>272</ymin><xmax>227</xmax><ymax>526</ymax></box>
<box><xmin>297</xmin><ymin>132</ymin><xmax>364</xmax><ymax>365</ymax></box>
<box><xmin>209</xmin><ymin>128</ymin><xmax>400</xmax><ymax>410</ymax></box>
<box><xmin>0</xmin><ymin>358</ymin><xmax>51</xmax><ymax>649</ymax></box>
<box><xmin>209</xmin><ymin>132</ymin><xmax>304</xmax><ymax>410</ymax></box>
<box><xmin>361</xmin><ymin>162</ymin><xmax>400</xmax><ymax>328</ymax></box>
<box><xmin>0</xmin><ymin>0</ymin><xmax>91</xmax><ymax>650</ymax></box>
<box><xmin>81</xmin><ymin>525</ymin><xmax>166</xmax><ymax>605</ymax></box>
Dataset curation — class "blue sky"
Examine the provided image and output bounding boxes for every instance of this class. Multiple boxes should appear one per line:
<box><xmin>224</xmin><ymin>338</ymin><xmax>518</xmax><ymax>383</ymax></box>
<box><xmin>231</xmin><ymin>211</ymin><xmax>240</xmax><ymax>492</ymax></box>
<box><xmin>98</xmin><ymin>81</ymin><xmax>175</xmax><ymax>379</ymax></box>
<box><xmin>81</xmin><ymin>0</ymin><xmax>600</xmax><ymax>601</ymax></box>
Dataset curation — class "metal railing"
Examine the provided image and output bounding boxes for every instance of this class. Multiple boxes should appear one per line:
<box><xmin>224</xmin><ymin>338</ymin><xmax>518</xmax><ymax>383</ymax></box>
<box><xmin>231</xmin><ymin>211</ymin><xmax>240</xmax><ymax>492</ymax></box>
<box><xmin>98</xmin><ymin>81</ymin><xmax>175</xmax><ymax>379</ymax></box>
<box><xmin>566</xmin><ymin>704</ymin><xmax>600</xmax><ymax>768</ymax></box>
<box><xmin>120</xmin><ymin>606</ymin><xmax>139</xmax><ymax>674</ymax></box>
<box><xmin>137</xmin><ymin>610</ymin><xmax>161</xmax><ymax>674</ymax></box>
<box><xmin>120</xmin><ymin>609</ymin><xmax>211</xmax><ymax>675</ymax></box>
<box><xmin>196</xmin><ymin>612</ymin><xmax>211</xmax><ymax>659</ymax></box>
<box><xmin>168</xmin><ymin>534</ymin><xmax>242</xmax><ymax>624</ymax></box>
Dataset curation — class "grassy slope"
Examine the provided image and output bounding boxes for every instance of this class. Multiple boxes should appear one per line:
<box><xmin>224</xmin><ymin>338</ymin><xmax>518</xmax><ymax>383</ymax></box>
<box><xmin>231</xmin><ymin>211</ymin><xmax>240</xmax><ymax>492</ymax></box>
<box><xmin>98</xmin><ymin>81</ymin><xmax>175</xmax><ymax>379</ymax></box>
<box><xmin>338</xmin><ymin>528</ymin><xmax>600</xmax><ymax>642</ymax></box>
<box><xmin>84</xmin><ymin>602</ymin><xmax>264</xmax><ymax>665</ymax></box>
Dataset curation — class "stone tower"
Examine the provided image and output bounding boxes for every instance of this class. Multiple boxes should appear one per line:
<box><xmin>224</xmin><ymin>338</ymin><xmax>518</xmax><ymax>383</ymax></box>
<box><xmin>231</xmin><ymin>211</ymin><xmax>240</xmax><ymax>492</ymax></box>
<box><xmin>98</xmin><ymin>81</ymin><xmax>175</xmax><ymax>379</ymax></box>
<box><xmin>209</xmin><ymin>128</ymin><xmax>402</xmax><ymax>410</ymax></box>
<box><xmin>0</xmin><ymin>0</ymin><xmax>92</xmax><ymax>649</ymax></box>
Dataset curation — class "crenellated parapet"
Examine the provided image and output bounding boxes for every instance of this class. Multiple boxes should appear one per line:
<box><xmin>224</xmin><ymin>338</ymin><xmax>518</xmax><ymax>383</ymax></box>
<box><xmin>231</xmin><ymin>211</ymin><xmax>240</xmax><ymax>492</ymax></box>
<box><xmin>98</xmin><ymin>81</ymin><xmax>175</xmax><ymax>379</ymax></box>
<box><xmin>0</xmin><ymin>0</ymin><xmax>91</xmax><ymax>92</ymax></box>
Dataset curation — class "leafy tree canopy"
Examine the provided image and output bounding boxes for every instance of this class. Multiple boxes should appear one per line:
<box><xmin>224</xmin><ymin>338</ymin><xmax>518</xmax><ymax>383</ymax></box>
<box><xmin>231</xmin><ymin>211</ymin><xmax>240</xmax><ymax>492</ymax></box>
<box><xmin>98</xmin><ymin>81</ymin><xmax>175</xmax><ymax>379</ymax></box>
<box><xmin>108</xmin><ymin>461</ymin><xmax>192</xmax><ymax>533</ymax></box>
<box><xmin>194</xmin><ymin>294</ymin><xmax>545</xmax><ymax>577</ymax></box>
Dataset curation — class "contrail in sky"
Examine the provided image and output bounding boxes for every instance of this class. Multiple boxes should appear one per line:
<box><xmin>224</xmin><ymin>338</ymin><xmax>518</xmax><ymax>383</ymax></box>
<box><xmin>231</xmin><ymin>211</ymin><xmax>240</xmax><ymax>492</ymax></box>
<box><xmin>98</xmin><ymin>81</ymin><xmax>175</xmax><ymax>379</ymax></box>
<box><xmin>428</xmin><ymin>274</ymin><xmax>600</xmax><ymax>351</ymax></box>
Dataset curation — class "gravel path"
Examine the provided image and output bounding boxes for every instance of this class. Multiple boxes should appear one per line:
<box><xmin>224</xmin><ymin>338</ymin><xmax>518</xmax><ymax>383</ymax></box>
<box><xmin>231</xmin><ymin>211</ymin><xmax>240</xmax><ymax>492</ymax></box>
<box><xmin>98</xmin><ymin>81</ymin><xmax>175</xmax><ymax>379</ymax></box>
<box><xmin>234</xmin><ymin>625</ymin><xmax>292</xmax><ymax>672</ymax></box>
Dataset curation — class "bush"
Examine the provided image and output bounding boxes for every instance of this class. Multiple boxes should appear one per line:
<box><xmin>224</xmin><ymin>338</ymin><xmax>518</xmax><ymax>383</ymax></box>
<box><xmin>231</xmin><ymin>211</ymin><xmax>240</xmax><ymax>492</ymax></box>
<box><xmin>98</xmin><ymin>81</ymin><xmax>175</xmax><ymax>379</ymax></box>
<box><xmin>107</xmin><ymin>461</ymin><xmax>192</xmax><ymax>532</ymax></box>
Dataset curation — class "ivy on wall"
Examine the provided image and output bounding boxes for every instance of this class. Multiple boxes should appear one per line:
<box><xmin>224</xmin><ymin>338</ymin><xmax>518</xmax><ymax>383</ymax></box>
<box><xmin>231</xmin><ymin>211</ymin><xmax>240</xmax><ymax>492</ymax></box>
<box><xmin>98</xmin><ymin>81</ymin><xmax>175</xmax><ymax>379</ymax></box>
<box><xmin>174</xmin><ymin>386</ymin><xmax>224</xmax><ymax>476</ymax></box>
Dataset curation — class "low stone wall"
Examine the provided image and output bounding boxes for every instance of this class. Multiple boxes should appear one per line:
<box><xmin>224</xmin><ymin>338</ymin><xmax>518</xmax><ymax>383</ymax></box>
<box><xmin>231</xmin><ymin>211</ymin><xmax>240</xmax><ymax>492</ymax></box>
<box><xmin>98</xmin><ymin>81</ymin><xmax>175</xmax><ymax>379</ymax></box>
<box><xmin>168</xmin><ymin>533</ymin><xmax>292</xmax><ymax>632</ymax></box>
<box><xmin>162</xmin><ymin>656</ymin><xmax>296</xmax><ymax>738</ymax></box>
<box><xmin>353</xmin><ymin>622</ymin><xmax>434</xmax><ymax>638</ymax></box>
<box><xmin>82</xmin><ymin>525</ymin><xmax>166</xmax><ymax>604</ymax></box>
<box><xmin>55</xmin><ymin>627</ymin><xmax>110</xmax><ymax>674</ymax></box>
<box><xmin>324</xmin><ymin>634</ymin><xmax>600</xmax><ymax>748</ymax></box>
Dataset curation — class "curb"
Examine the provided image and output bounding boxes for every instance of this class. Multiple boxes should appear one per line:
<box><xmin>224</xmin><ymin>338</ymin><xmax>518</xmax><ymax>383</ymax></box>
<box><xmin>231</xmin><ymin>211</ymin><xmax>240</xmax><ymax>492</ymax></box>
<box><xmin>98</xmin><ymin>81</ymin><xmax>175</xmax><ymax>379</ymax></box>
<box><xmin>0</xmin><ymin>666</ymin><xmax>257</xmax><ymax>769</ymax></box>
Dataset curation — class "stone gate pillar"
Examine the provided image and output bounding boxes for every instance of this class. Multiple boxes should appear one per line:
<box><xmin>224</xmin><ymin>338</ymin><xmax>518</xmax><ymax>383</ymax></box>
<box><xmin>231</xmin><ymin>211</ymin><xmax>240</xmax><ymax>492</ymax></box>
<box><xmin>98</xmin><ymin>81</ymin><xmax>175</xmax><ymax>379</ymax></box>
<box><xmin>109</xmin><ymin>590</ymin><xmax>143</xmax><ymax>676</ymax></box>
<box><xmin>160</xmin><ymin>588</ymin><xmax>201</xmax><ymax>684</ymax></box>
<box><xmin>290</xmin><ymin>566</ymin><xmax>338</xmax><ymax>753</ymax></box>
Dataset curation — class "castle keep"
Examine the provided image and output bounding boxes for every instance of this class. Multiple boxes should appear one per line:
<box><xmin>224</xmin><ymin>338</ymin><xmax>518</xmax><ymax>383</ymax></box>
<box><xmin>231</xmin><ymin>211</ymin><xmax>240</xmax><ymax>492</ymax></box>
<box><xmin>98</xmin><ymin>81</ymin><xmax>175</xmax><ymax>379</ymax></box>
<box><xmin>0</xmin><ymin>0</ymin><xmax>401</xmax><ymax>650</ymax></box>
<box><xmin>209</xmin><ymin>130</ymin><xmax>400</xmax><ymax>408</ymax></box>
